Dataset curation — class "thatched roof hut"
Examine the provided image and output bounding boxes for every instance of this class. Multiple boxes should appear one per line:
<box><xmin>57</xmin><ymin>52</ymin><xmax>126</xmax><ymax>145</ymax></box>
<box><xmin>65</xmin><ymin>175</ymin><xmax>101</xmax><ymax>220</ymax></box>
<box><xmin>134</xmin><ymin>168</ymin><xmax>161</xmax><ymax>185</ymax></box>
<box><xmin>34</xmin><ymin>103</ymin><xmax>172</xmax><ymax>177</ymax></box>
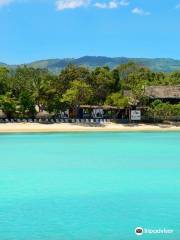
<box><xmin>145</xmin><ymin>86</ymin><xmax>180</xmax><ymax>99</ymax></box>
<box><xmin>124</xmin><ymin>86</ymin><xmax>180</xmax><ymax>100</ymax></box>
<box><xmin>0</xmin><ymin>110</ymin><xmax>7</xmax><ymax>119</ymax></box>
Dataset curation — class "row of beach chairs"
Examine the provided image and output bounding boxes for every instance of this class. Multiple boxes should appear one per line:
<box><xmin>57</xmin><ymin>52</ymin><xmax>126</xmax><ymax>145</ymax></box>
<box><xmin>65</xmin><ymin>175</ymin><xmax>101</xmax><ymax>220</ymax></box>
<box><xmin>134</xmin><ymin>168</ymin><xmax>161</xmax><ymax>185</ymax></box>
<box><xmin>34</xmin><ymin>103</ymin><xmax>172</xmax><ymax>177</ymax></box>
<box><xmin>0</xmin><ymin>118</ymin><xmax>113</xmax><ymax>124</ymax></box>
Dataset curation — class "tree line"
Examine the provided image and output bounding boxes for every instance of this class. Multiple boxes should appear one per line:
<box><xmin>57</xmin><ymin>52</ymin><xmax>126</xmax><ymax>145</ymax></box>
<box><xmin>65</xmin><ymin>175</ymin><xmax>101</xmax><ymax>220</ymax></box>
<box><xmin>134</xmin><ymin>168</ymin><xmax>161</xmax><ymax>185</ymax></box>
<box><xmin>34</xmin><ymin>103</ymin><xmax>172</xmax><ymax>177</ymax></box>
<box><xmin>1</xmin><ymin>62</ymin><xmax>180</xmax><ymax>119</ymax></box>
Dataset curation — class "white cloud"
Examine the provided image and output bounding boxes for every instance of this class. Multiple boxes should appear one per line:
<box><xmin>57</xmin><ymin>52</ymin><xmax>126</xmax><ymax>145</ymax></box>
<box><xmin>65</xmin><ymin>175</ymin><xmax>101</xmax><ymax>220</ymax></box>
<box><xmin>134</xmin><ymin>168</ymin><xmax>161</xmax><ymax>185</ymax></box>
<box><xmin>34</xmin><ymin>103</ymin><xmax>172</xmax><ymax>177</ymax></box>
<box><xmin>56</xmin><ymin>0</ymin><xmax>90</xmax><ymax>10</ymax></box>
<box><xmin>0</xmin><ymin>0</ymin><xmax>14</xmax><ymax>7</ymax></box>
<box><xmin>0</xmin><ymin>0</ymin><xmax>129</xmax><ymax>11</ymax></box>
<box><xmin>94</xmin><ymin>0</ymin><xmax>129</xmax><ymax>9</ymax></box>
<box><xmin>119</xmin><ymin>0</ymin><xmax>129</xmax><ymax>6</ymax></box>
<box><xmin>108</xmin><ymin>1</ymin><xmax>117</xmax><ymax>8</ymax></box>
<box><xmin>94</xmin><ymin>2</ymin><xmax>106</xmax><ymax>8</ymax></box>
<box><xmin>132</xmin><ymin>7</ymin><xmax>150</xmax><ymax>16</ymax></box>
<box><xmin>94</xmin><ymin>0</ymin><xmax>118</xmax><ymax>9</ymax></box>
<box><xmin>176</xmin><ymin>3</ymin><xmax>180</xmax><ymax>9</ymax></box>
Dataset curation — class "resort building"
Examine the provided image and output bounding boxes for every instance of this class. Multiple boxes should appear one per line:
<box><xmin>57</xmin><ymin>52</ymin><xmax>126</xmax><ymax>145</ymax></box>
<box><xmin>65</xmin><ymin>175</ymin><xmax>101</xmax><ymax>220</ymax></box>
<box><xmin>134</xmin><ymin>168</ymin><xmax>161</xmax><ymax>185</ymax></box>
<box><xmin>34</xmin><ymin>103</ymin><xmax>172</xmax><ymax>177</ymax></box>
<box><xmin>64</xmin><ymin>105</ymin><xmax>128</xmax><ymax>120</ymax></box>
<box><xmin>124</xmin><ymin>85</ymin><xmax>180</xmax><ymax>104</ymax></box>
<box><xmin>144</xmin><ymin>86</ymin><xmax>180</xmax><ymax>103</ymax></box>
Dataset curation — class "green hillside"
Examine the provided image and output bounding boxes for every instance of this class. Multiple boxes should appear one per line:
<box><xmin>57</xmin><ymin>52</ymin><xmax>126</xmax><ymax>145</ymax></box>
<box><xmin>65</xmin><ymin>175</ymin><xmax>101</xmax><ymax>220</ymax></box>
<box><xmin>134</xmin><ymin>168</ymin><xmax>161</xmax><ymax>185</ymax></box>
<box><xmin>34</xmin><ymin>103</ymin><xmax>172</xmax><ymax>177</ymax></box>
<box><xmin>1</xmin><ymin>56</ymin><xmax>180</xmax><ymax>73</ymax></box>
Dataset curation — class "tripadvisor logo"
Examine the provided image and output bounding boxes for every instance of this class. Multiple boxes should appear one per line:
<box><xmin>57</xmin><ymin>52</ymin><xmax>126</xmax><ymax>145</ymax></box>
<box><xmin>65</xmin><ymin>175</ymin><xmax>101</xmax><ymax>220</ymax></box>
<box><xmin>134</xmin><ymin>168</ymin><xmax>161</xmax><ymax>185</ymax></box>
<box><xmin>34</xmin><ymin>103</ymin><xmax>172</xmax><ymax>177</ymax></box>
<box><xmin>135</xmin><ymin>227</ymin><xmax>174</xmax><ymax>236</ymax></box>
<box><xmin>135</xmin><ymin>227</ymin><xmax>143</xmax><ymax>236</ymax></box>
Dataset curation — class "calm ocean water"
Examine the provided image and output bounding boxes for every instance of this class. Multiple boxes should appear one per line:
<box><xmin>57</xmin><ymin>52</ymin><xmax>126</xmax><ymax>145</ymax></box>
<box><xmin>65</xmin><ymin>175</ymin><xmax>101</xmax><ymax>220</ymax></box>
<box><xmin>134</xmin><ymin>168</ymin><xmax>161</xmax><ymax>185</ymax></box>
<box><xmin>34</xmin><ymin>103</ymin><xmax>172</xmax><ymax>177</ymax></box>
<box><xmin>0</xmin><ymin>132</ymin><xmax>180</xmax><ymax>240</ymax></box>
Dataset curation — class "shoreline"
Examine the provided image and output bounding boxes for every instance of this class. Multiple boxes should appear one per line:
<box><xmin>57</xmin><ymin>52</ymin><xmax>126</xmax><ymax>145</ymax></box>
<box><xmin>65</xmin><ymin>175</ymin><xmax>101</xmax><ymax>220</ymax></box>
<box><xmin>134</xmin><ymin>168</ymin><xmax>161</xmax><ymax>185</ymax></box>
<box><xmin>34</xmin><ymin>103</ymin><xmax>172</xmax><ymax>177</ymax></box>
<box><xmin>0</xmin><ymin>122</ymin><xmax>180</xmax><ymax>133</ymax></box>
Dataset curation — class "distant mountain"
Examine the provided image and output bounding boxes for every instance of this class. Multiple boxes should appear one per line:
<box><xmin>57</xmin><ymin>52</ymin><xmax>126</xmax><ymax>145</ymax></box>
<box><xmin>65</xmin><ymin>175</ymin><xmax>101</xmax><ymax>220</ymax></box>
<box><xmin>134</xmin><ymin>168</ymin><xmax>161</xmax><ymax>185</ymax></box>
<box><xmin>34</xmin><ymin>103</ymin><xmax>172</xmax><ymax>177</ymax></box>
<box><xmin>1</xmin><ymin>56</ymin><xmax>180</xmax><ymax>73</ymax></box>
<box><xmin>0</xmin><ymin>62</ymin><xmax>7</xmax><ymax>67</ymax></box>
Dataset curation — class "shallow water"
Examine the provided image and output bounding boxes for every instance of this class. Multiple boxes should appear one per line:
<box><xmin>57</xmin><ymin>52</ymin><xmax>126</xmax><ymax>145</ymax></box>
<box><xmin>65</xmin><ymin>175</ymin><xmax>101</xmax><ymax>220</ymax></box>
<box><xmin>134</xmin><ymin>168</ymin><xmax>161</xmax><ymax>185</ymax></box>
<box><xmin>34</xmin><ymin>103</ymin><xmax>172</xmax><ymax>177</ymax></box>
<box><xmin>0</xmin><ymin>132</ymin><xmax>179</xmax><ymax>240</ymax></box>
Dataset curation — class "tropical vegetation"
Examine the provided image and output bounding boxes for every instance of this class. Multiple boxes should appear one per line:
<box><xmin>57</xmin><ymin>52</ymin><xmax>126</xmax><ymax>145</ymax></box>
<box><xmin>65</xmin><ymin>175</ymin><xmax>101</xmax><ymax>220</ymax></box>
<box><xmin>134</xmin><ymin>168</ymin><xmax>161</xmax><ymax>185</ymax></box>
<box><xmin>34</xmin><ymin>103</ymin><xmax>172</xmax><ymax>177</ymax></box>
<box><xmin>1</xmin><ymin>62</ymin><xmax>180</xmax><ymax>120</ymax></box>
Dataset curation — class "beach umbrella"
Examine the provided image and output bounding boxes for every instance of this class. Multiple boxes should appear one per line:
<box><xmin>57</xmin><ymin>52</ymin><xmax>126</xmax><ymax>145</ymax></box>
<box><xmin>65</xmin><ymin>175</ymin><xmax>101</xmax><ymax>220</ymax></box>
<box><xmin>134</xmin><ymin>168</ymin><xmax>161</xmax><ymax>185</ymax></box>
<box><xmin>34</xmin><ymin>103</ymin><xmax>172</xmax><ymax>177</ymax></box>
<box><xmin>36</xmin><ymin>111</ymin><xmax>51</xmax><ymax>119</ymax></box>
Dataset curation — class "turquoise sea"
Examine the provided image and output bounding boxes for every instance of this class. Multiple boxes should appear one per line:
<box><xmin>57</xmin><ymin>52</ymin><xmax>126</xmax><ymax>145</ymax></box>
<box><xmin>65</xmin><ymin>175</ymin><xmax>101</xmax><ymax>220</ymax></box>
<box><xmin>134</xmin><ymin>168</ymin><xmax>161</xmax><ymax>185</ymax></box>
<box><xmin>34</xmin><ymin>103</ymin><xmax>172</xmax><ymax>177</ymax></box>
<box><xmin>0</xmin><ymin>132</ymin><xmax>180</xmax><ymax>240</ymax></box>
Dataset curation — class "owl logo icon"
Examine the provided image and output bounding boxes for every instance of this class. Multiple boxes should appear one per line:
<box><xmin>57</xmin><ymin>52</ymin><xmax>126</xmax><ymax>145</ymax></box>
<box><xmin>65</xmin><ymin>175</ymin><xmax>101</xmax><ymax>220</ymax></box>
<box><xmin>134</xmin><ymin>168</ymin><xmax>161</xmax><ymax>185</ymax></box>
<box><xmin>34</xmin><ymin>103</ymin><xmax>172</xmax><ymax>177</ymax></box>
<box><xmin>135</xmin><ymin>227</ymin><xmax>143</xmax><ymax>236</ymax></box>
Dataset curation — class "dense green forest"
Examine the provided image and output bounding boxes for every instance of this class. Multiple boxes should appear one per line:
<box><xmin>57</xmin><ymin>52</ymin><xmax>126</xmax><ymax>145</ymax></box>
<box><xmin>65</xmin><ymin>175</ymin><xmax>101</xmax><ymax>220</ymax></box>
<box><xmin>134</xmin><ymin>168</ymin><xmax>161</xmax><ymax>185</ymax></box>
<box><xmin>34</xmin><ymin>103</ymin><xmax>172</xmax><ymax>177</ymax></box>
<box><xmin>1</xmin><ymin>62</ymin><xmax>180</xmax><ymax>119</ymax></box>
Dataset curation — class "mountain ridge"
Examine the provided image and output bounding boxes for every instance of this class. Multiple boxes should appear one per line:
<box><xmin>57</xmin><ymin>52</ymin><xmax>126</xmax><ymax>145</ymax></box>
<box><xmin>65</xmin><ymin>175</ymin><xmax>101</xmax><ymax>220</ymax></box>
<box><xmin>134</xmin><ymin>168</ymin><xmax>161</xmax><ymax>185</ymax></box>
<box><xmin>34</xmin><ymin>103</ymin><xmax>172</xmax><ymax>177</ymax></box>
<box><xmin>1</xmin><ymin>56</ymin><xmax>180</xmax><ymax>73</ymax></box>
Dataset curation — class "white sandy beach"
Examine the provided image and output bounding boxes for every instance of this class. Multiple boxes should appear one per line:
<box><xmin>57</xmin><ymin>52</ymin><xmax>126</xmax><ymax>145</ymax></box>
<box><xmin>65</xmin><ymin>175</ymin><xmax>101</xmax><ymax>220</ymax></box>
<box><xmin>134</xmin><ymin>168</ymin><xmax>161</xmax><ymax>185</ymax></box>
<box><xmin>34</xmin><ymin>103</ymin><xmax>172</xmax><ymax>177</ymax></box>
<box><xmin>0</xmin><ymin>122</ymin><xmax>180</xmax><ymax>132</ymax></box>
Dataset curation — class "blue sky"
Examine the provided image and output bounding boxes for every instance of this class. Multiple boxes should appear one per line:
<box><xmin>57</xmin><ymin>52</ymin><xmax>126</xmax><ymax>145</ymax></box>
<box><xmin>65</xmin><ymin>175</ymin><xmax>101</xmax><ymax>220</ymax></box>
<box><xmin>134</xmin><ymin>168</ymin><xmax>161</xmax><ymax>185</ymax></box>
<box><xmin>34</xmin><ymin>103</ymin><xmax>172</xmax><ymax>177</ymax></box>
<box><xmin>1</xmin><ymin>0</ymin><xmax>180</xmax><ymax>64</ymax></box>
